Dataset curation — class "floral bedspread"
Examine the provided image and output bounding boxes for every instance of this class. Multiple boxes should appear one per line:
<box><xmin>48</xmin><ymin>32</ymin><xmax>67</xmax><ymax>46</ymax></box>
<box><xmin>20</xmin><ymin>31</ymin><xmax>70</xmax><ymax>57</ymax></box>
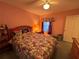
<box><xmin>11</xmin><ymin>32</ymin><xmax>57</xmax><ymax>59</ymax></box>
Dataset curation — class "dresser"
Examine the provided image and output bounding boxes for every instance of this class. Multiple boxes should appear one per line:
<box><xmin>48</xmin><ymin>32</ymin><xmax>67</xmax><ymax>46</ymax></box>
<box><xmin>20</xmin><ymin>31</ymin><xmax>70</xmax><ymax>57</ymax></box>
<box><xmin>70</xmin><ymin>38</ymin><xmax>79</xmax><ymax>59</ymax></box>
<box><xmin>0</xmin><ymin>25</ymin><xmax>11</xmax><ymax>51</ymax></box>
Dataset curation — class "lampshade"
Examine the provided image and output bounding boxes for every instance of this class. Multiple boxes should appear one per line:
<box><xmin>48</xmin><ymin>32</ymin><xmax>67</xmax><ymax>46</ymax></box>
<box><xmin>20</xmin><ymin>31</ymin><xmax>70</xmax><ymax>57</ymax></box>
<box><xmin>43</xmin><ymin>3</ymin><xmax>50</xmax><ymax>10</ymax></box>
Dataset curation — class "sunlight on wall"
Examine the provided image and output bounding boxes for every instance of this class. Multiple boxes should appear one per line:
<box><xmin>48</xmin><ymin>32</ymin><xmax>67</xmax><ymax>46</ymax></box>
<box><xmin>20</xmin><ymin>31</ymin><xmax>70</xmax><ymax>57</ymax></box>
<box><xmin>32</xmin><ymin>20</ymin><xmax>40</xmax><ymax>32</ymax></box>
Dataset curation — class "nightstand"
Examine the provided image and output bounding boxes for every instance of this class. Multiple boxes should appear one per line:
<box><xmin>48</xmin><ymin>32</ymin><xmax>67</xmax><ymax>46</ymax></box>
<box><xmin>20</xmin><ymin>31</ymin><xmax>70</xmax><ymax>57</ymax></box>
<box><xmin>52</xmin><ymin>34</ymin><xmax>63</xmax><ymax>41</ymax></box>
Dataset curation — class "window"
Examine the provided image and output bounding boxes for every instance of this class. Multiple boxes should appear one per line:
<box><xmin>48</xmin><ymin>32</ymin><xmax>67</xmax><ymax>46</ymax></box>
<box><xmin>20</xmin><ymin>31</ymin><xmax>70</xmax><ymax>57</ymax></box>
<box><xmin>43</xmin><ymin>21</ymin><xmax>50</xmax><ymax>32</ymax></box>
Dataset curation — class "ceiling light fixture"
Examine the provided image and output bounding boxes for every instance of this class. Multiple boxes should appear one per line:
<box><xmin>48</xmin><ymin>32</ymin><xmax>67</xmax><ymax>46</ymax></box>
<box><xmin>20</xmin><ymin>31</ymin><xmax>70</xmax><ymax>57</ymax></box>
<box><xmin>43</xmin><ymin>3</ymin><xmax>50</xmax><ymax>10</ymax></box>
<box><xmin>43</xmin><ymin>0</ymin><xmax>50</xmax><ymax>10</ymax></box>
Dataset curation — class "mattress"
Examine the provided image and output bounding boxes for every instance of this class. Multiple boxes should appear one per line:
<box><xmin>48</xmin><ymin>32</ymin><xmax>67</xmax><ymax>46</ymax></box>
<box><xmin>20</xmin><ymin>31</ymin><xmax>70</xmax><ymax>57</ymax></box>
<box><xmin>11</xmin><ymin>32</ymin><xmax>57</xmax><ymax>59</ymax></box>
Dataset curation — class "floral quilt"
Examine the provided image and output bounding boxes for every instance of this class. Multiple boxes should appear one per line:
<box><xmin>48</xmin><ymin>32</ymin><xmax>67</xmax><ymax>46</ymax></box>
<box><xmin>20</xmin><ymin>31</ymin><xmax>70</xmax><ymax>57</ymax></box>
<box><xmin>11</xmin><ymin>32</ymin><xmax>57</xmax><ymax>59</ymax></box>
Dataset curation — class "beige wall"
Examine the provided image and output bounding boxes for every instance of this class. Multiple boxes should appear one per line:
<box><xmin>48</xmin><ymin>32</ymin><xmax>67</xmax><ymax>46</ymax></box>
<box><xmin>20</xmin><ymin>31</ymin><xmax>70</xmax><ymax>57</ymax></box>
<box><xmin>0</xmin><ymin>2</ymin><xmax>39</xmax><ymax>28</ymax></box>
<box><xmin>0</xmin><ymin>7</ymin><xmax>3</xmax><ymax>25</ymax></box>
<box><xmin>52</xmin><ymin>15</ymin><xmax>66</xmax><ymax>35</ymax></box>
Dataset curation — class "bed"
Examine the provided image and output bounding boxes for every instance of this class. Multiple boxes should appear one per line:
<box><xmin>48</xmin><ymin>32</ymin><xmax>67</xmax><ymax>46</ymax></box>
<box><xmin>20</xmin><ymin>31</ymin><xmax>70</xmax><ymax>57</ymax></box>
<box><xmin>10</xmin><ymin>26</ymin><xmax>57</xmax><ymax>59</ymax></box>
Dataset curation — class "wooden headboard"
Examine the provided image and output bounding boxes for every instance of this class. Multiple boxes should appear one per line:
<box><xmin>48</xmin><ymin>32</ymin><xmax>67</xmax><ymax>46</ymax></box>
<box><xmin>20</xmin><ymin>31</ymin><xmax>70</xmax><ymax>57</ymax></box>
<box><xmin>10</xmin><ymin>25</ymin><xmax>32</xmax><ymax>32</ymax></box>
<box><xmin>9</xmin><ymin>25</ymin><xmax>32</xmax><ymax>39</ymax></box>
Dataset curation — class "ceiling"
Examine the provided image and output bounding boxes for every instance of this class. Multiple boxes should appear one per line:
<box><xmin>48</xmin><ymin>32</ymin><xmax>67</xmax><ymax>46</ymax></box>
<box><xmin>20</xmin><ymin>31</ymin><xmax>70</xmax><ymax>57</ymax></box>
<box><xmin>0</xmin><ymin>0</ymin><xmax>79</xmax><ymax>15</ymax></box>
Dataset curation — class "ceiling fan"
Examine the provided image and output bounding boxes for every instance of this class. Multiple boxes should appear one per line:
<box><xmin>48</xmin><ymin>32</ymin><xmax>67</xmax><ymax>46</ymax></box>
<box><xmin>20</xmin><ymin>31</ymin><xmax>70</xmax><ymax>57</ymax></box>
<box><xmin>24</xmin><ymin>0</ymin><xmax>58</xmax><ymax>10</ymax></box>
<box><xmin>41</xmin><ymin>0</ymin><xmax>58</xmax><ymax>10</ymax></box>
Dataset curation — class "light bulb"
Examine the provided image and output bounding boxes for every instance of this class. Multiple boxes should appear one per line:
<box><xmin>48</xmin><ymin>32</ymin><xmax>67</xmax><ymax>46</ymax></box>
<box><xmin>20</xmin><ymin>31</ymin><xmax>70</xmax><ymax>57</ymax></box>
<box><xmin>43</xmin><ymin>3</ymin><xmax>50</xmax><ymax>10</ymax></box>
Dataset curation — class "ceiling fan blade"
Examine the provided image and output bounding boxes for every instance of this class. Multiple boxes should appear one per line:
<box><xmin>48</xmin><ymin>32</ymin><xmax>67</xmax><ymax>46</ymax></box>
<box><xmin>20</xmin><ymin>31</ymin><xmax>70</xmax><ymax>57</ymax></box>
<box><xmin>50</xmin><ymin>1</ymin><xmax>58</xmax><ymax>5</ymax></box>
<box><xmin>22</xmin><ymin>0</ymin><xmax>39</xmax><ymax>5</ymax></box>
